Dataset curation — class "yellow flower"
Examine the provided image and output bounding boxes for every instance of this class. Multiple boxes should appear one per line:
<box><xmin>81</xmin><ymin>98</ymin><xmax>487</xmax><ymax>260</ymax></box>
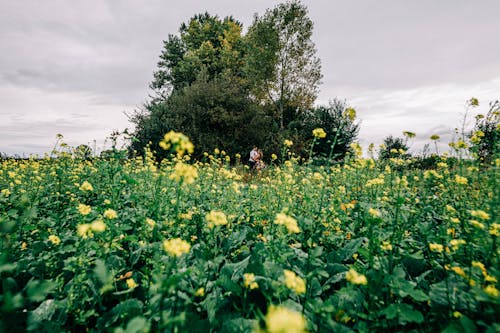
<box><xmin>430</xmin><ymin>134</ymin><xmax>440</xmax><ymax>141</ymax></box>
<box><xmin>274</xmin><ymin>213</ymin><xmax>300</xmax><ymax>233</ymax></box>
<box><xmin>489</xmin><ymin>223</ymin><xmax>500</xmax><ymax>237</ymax></box>
<box><xmin>103</xmin><ymin>209</ymin><xmax>117</xmax><ymax>219</ymax></box>
<box><xmin>163</xmin><ymin>238</ymin><xmax>191</xmax><ymax>257</ymax></box>
<box><xmin>454</xmin><ymin>175</ymin><xmax>468</xmax><ymax>185</ymax></box>
<box><xmin>48</xmin><ymin>235</ymin><xmax>61</xmax><ymax>245</ymax></box>
<box><xmin>380</xmin><ymin>241</ymin><xmax>393</xmax><ymax>251</ymax></box>
<box><xmin>366</xmin><ymin>177</ymin><xmax>384</xmax><ymax>187</ymax></box>
<box><xmin>449</xmin><ymin>239</ymin><xmax>466</xmax><ymax>251</ymax></box>
<box><xmin>169</xmin><ymin>162</ymin><xmax>198</xmax><ymax>185</ymax></box>
<box><xmin>470</xmin><ymin>210</ymin><xmax>490</xmax><ymax>220</ymax></box>
<box><xmin>78</xmin><ymin>204</ymin><xmax>92</xmax><ymax>215</ymax></box>
<box><xmin>312</xmin><ymin>128</ymin><xmax>327</xmax><ymax>139</ymax></box>
<box><xmin>484</xmin><ymin>285</ymin><xmax>499</xmax><ymax>298</ymax></box>
<box><xmin>21</xmin><ymin>242</ymin><xmax>27</xmax><ymax>250</ymax></box>
<box><xmin>450</xmin><ymin>266</ymin><xmax>466</xmax><ymax>278</ymax></box>
<box><xmin>344</xmin><ymin>107</ymin><xmax>356</xmax><ymax>121</ymax></box>
<box><xmin>368</xmin><ymin>208</ymin><xmax>381</xmax><ymax>218</ymax></box>
<box><xmin>283</xmin><ymin>139</ymin><xmax>293</xmax><ymax>147</ymax></box>
<box><xmin>77</xmin><ymin>223</ymin><xmax>92</xmax><ymax>238</ymax></box>
<box><xmin>195</xmin><ymin>287</ymin><xmax>205</xmax><ymax>297</ymax></box>
<box><xmin>271</xmin><ymin>154</ymin><xmax>278</xmax><ymax>160</ymax></box>
<box><xmin>90</xmin><ymin>219</ymin><xmax>106</xmax><ymax>232</ymax></box>
<box><xmin>429</xmin><ymin>243</ymin><xmax>444</xmax><ymax>253</ymax></box>
<box><xmin>283</xmin><ymin>270</ymin><xmax>306</xmax><ymax>294</ymax></box>
<box><xmin>470</xmin><ymin>220</ymin><xmax>485</xmax><ymax>229</ymax></box>
<box><xmin>346</xmin><ymin>268</ymin><xmax>367</xmax><ymax>285</ymax></box>
<box><xmin>243</xmin><ymin>273</ymin><xmax>259</xmax><ymax>290</ymax></box>
<box><xmin>206</xmin><ymin>210</ymin><xmax>228</xmax><ymax>228</ymax></box>
<box><xmin>79</xmin><ymin>181</ymin><xmax>93</xmax><ymax>191</ymax></box>
<box><xmin>159</xmin><ymin>131</ymin><xmax>194</xmax><ymax>156</ymax></box>
<box><xmin>104</xmin><ymin>199</ymin><xmax>111</xmax><ymax>205</ymax></box>
<box><xmin>265</xmin><ymin>305</ymin><xmax>306</xmax><ymax>333</ymax></box>
<box><xmin>146</xmin><ymin>218</ymin><xmax>156</xmax><ymax>228</ymax></box>
<box><xmin>126</xmin><ymin>278</ymin><xmax>138</xmax><ymax>289</ymax></box>
<box><xmin>1</xmin><ymin>188</ymin><xmax>11</xmax><ymax>196</ymax></box>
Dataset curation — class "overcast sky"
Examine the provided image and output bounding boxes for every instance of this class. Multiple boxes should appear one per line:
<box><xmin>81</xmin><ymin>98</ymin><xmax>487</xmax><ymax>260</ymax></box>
<box><xmin>1</xmin><ymin>1</ymin><xmax>499</xmax><ymax>156</ymax></box>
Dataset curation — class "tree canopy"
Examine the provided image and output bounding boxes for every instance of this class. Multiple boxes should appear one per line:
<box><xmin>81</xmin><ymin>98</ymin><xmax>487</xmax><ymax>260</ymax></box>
<box><xmin>130</xmin><ymin>1</ymin><xmax>357</xmax><ymax>162</ymax></box>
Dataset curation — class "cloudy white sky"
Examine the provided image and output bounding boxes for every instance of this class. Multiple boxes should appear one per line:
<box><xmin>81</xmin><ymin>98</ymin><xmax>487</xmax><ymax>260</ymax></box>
<box><xmin>1</xmin><ymin>0</ymin><xmax>499</xmax><ymax>156</ymax></box>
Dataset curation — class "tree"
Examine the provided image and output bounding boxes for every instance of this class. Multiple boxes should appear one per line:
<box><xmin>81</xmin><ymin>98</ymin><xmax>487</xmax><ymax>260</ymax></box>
<box><xmin>379</xmin><ymin>136</ymin><xmax>410</xmax><ymax>160</ymax></box>
<box><xmin>297</xmin><ymin>99</ymin><xmax>359</xmax><ymax>161</ymax></box>
<box><xmin>245</xmin><ymin>0</ymin><xmax>322</xmax><ymax>130</ymax></box>
<box><xmin>150</xmin><ymin>13</ymin><xmax>246</xmax><ymax>99</ymax></box>
<box><xmin>74</xmin><ymin>144</ymin><xmax>92</xmax><ymax>159</ymax></box>
<box><xmin>469</xmin><ymin>100</ymin><xmax>500</xmax><ymax>164</ymax></box>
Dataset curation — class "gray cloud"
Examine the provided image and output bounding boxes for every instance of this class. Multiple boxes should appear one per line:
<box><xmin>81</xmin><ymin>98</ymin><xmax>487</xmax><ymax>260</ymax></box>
<box><xmin>1</xmin><ymin>0</ymin><xmax>499</xmax><ymax>156</ymax></box>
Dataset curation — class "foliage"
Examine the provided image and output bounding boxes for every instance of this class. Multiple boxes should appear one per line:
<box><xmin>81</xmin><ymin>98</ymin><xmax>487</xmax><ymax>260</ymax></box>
<box><xmin>132</xmin><ymin>2</ymin><xmax>324</xmax><ymax>161</ymax></box>
<box><xmin>245</xmin><ymin>0</ymin><xmax>322</xmax><ymax>130</ymax></box>
<box><xmin>379</xmin><ymin>135</ymin><xmax>411</xmax><ymax>160</ymax></box>
<box><xmin>468</xmin><ymin>100</ymin><xmax>500</xmax><ymax>164</ymax></box>
<box><xmin>297</xmin><ymin>99</ymin><xmax>359</xmax><ymax>161</ymax></box>
<box><xmin>1</xmin><ymin>134</ymin><xmax>499</xmax><ymax>332</ymax></box>
<box><xmin>150</xmin><ymin>13</ymin><xmax>245</xmax><ymax>98</ymax></box>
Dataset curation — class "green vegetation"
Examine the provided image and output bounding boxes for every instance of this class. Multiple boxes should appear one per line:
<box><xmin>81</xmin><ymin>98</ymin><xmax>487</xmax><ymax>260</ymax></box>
<box><xmin>1</xmin><ymin>132</ymin><xmax>499</xmax><ymax>332</ymax></box>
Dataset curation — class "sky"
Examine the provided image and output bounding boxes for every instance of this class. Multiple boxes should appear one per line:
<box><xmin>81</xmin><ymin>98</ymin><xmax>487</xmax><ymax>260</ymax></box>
<box><xmin>1</xmin><ymin>0</ymin><xmax>500</xmax><ymax>157</ymax></box>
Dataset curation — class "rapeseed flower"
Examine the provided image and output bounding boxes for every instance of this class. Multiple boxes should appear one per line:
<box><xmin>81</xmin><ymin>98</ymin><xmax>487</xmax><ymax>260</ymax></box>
<box><xmin>346</xmin><ymin>268</ymin><xmax>367</xmax><ymax>285</ymax></box>
<box><xmin>470</xmin><ymin>220</ymin><xmax>485</xmax><ymax>229</ymax></box>
<box><xmin>146</xmin><ymin>218</ymin><xmax>156</xmax><ymax>228</ymax></box>
<box><xmin>264</xmin><ymin>305</ymin><xmax>306</xmax><ymax>333</ymax></box>
<box><xmin>312</xmin><ymin>128</ymin><xmax>327</xmax><ymax>138</ymax></box>
<box><xmin>243</xmin><ymin>273</ymin><xmax>259</xmax><ymax>290</ymax></box>
<box><xmin>159</xmin><ymin>131</ymin><xmax>194</xmax><ymax>156</ymax></box>
<box><xmin>79</xmin><ymin>181</ymin><xmax>93</xmax><ymax>191</ymax></box>
<box><xmin>368</xmin><ymin>208</ymin><xmax>381</xmax><ymax>218</ymax></box>
<box><xmin>126</xmin><ymin>278</ymin><xmax>138</xmax><ymax>289</ymax></box>
<box><xmin>484</xmin><ymin>285</ymin><xmax>499</xmax><ymax>298</ymax></box>
<box><xmin>429</xmin><ymin>243</ymin><xmax>444</xmax><ymax>253</ymax></box>
<box><xmin>206</xmin><ymin>210</ymin><xmax>228</xmax><ymax>228</ymax></box>
<box><xmin>380</xmin><ymin>241</ymin><xmax>393</xmax><ymax>251</ymax></box>
<box><xmin>455</xmin><ymin>175</ymin><xmax>468</xmax><ymax>185</ymax></box>
<box><xmin>489</xmin><ymin>223</ymin><xmax>500</xmax><ymax>237</ymax></box>
<box><xmin>283</xmin><ymin>270</ymin><xmax>306</xmax><ymax>294</ymax></box>
<box><xmin>78</xmin><ymin>204</ymin><xmax>92</xmax><ymax>215</ymax></box>
<box><xmin>169</xmin><ymin>162</ymin><xmax>198</xmax><ymax>185</ymax></box>
<box><xmin>195</xmin><ymin>287</ymin><xmax>205</xmax><ymax>297</ymax></box>
<box><xmin>450</xmin><ymin>266</ymin><xmax>466</xmax><ymax>278</ymax></box>
<box><xmin>449</xmin><ymin>239</ymin><xmax>466</xmax><ymax>251</ymax></box>
<box><xmin>283</xmin><ymin>139</ymin><xmax>293</xmax><ymax>147</ymax></box>
<box><xmin>48</xmin><ymin>235</ymin><xmax>61</xmax><ymax>245</ymax></box>
<box><xmin>344</xmin><ymin>107</ymin><xmax>356</xmax><ymax>121</ymax></box>
<box><xmin>77</xmin><ymin>224</ymin><xmax>92</xmax><ymax>238</ymax></box>
<box><xmin>90</xmin><ymin>219</ymin><xmax>106</xmax><ymax>232</ymax></box>
<box><xmin>275</xmin><ymin>213</ymin><xmax>300</xmax><ymax>233</ymax></box>
<box><xmin>103</xmin><ymin>209</ymin><xmax>117</xmax><ymax>219</ymax></box>
<box><xmin>470</xmin><ymin>210</ymin><xmax>490</xmax><ymax>220</ymax></box>
<box><xmin>163</xmin><ymin>238</ymin><xmax>191</xmax><ymax>257</ymax></box>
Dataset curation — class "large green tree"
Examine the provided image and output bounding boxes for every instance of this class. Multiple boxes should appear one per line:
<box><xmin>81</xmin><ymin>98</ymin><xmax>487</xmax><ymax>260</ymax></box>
<box><xmin>297</xmin><ymin>99</ymin><xmax>360</xmax><ymax>161</ymax></box>
<box><xmin>245</xmin><ymin>0</ymin><xmax>322</xmax><ymax>130</ymax></box>
<box><xmin>150</xmin><ymin>13</ymin><xmax>246</xmax><ymax>99</ymax></box>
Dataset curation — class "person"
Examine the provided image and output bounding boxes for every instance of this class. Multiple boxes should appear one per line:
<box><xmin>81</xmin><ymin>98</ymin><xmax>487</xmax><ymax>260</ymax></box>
<box><xmin>255</xmin><ymin>149</ymin><xmax>266</xmax><ymax>170</ymax></box>
<box><xmin>249</xmin><ymin>146</ymin><xmax>258</xmax><ymax>169</ymax></box>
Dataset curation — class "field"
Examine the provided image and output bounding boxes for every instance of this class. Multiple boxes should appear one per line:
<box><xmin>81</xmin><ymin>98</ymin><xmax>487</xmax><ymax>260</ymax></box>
<box><xmin>0</xmin><ymin>141</ymin><xmax>499</xmax><ymax>332</ymax></box>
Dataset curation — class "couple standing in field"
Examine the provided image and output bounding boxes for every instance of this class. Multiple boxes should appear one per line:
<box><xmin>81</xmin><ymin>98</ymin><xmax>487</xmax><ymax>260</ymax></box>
<box><xmin>248</xmin><ymin>146</ymin><xmax>265</xmax><ymax>171</ymax></box>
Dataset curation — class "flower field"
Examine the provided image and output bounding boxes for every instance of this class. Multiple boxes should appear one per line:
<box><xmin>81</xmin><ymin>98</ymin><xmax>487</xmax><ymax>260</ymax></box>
<box><xmin>0</xmin><ymin>143</ymin><xmax>499</xmax><ymax>332</ymax></box>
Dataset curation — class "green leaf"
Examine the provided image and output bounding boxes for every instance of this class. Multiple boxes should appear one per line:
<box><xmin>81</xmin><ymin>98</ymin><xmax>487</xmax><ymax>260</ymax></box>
<box><xmin>26</xmin><ymin>280</ymin><xmax>56</xmax><ymax>302</ymax></box>
<box><xmin>27</xmin><ymin>299</ymin><xmax>56</xmax><ymax>331</ymax></box>
<box><xmin>380</xmin><ymin>303</ymin><xmax>424</xmax><ymax>324</ymax></box>
<box><xmin>124</xmin><ymin>316</ymin><xmax>149</xmax><ymax>333</ymax></box>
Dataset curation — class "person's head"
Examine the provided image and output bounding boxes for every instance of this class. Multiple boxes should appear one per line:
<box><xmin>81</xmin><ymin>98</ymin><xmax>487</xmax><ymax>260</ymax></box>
<box><xmin>253</xmin><ymin>146</ymin><xmax>258</xmax><ymax>151</ymax></box>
